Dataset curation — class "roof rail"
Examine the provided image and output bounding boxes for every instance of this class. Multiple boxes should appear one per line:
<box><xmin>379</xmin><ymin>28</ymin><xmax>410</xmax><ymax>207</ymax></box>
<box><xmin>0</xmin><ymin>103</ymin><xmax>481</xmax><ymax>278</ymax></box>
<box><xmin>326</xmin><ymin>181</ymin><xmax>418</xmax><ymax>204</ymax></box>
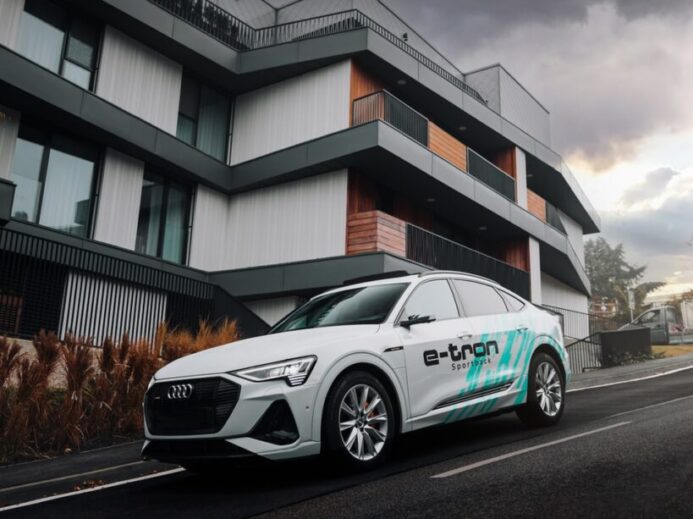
<box><xmin>418</xmin><ymin>270</ymin><xmax>498</xmax><ymax>284</ymax></box>
<box><xmin>342</xmin><ymin>270</ymin><xmax>414</xmax><ymax>286</ymax></box>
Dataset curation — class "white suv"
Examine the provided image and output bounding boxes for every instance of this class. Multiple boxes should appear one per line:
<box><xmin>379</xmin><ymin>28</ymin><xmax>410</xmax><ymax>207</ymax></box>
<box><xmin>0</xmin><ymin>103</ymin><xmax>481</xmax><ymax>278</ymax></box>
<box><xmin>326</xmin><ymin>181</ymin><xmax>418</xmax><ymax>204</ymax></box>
<box><xmin>143</xmin><ymin>271</ymin><xmax>568</xmax><ymax>470</ymax></box>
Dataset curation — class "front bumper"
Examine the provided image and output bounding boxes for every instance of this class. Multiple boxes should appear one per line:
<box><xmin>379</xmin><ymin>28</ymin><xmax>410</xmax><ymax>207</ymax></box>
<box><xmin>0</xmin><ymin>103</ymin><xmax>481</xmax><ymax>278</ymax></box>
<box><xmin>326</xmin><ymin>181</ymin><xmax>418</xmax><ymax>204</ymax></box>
<box><xmin>143</xmin><ymin>373</ymin><xmax>321</xmax><ymax>462</ymax></box>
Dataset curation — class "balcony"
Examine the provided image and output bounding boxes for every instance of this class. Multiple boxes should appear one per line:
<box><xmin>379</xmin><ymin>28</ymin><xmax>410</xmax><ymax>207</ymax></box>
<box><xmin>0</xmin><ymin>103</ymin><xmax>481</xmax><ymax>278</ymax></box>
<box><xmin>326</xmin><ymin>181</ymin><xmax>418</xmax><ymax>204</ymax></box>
<box><xmin>352</xmin><ymin>90</ymin><xmax>517</xmax><ymax>202</ymax></box>
<box><xmin>148</xmin><ymin>1</ymin><xmax>485</xmax><ymax>103</ymax></box>
<box><xmin>346</xmin><ymin>211</ymin><xmax>530</xmax><ymax>299</ymax></box>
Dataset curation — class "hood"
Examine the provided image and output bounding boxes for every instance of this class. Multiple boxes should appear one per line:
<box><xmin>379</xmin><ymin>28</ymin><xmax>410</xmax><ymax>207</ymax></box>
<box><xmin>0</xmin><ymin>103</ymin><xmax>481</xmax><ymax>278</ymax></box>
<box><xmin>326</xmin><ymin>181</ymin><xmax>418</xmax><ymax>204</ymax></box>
<box><xmin>154</xmin><ymin>325</ymin><xmax>380</xmax><ymax>380</ymax></box>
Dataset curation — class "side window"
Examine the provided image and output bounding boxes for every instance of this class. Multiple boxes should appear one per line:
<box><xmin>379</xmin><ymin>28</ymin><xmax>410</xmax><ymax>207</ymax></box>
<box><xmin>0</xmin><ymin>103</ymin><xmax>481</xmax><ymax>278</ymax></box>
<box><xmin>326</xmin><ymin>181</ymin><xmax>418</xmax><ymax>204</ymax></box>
<box><xmin>499</xmin><ymin>290</ymin><xmax>525</xmax><ymax>312</ymax></box>
<box><xmin>638</xmin><ymin>311</ymin><xmax>659</xmax><ymax>324</ymax></box>
<box><xmin>666</xmin><ymin>309</ymin><xmax>678</xmax><ymax>323</ymax></box>
<box><xmin>453</xmin><ymin>280</ymin><xmax>508</xmax><ymax>317</ymax></box>
<box><xmin>402</xmin><ymin>280</ymin><xmax>459</xmax><ymax>321</ymax></box>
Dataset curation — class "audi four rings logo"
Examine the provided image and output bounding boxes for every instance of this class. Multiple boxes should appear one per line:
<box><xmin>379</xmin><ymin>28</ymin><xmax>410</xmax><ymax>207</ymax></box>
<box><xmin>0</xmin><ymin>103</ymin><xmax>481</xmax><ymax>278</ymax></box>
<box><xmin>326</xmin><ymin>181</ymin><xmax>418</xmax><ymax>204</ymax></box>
<box><xmin>167</xmin><ymin>383</ymin><xmax>194</xmax><ymax>400</ymax></box>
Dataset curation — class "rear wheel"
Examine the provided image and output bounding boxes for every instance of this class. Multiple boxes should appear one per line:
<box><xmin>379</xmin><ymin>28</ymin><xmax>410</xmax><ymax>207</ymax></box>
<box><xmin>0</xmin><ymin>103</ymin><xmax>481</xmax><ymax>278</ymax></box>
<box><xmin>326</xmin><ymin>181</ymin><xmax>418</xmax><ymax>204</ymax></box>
<box><xmin>323</xmin><ymin>371</ymin><xmax>395</xmax><ymax>470</ymax></box>
<box><xmin>516</xmin><ymin>353</ymin><xmax>565</xmax><ymax>427</ymax></box>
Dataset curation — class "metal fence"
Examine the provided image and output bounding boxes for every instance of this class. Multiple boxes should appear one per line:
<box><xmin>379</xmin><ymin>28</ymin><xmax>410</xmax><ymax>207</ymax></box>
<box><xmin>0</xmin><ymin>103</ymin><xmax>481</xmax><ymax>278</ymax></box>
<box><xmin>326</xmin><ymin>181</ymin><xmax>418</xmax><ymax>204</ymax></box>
<box><xmin>148</xmin><ymin>1</ymin><xmax>486</xmax><ymax>104</ymax></box>
<box><xmin>406</xmin><ymin>224</ymin><xmax>530</xmax><ymax>299</ymax></box>
<box><xmin>467</xmin><ymin>149</ymin><xmax>517</xmax><ymax>202</ymax></box>
<box><xmin>0</xmin><ymin>228</ymin><xmax>268</xmax><ymax>343</ymax></box>
<box><xmin>352</xmin><ymin>91</ymin><xmax>428</xmax><ymax>145</ymax></box>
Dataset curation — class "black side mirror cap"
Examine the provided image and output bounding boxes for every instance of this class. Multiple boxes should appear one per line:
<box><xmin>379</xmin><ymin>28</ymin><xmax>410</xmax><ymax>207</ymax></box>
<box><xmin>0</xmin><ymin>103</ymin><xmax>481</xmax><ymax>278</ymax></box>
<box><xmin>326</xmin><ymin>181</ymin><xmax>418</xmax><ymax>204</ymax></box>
<box><xmin>400</xmin><ymin>315</ymin><xmax>436</xmax><ymax>329</ymax></box>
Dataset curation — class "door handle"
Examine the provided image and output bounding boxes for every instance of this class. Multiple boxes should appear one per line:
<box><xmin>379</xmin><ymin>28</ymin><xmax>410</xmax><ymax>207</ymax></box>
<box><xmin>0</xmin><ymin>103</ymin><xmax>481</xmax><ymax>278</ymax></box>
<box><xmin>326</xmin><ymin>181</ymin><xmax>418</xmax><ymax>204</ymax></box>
<box><xmin>457</xmin><ymin>331</ymin><xmax>473</xmax><ymax>340</ymax></box>
<box><xmin>516</xmin><ymin>325</ymin><xmax>528</xmax><ymax>332</ymax></box>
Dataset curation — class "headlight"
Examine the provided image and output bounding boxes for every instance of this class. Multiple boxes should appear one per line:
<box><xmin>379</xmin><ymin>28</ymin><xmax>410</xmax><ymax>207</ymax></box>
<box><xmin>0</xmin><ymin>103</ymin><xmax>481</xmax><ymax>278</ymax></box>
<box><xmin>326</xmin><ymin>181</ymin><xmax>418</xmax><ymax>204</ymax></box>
<box><xmin>233</xmin><ymin>356</ymin><xmax>316</xmax><ymax>386</ymax></box>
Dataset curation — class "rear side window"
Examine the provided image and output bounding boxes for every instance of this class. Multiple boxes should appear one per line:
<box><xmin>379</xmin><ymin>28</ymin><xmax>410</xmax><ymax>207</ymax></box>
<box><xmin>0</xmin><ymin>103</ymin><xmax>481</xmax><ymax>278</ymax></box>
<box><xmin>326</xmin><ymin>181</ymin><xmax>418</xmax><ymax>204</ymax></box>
<box><xmin>453</xmin><ymin>280</ymin><xmax>508</xmax><ymax>317</ymax></box>
<box><xmin>402</xmin><ymin>280</ymin><xmax>459</xmax><ymax>321</ymax></box>
<box><xmin>666</xmin><ymin>309</ymin><xmax>678</xmax><ymax>323</ymax></box>
<box><xmin>499</xmin><ymin>290</ymin><xmax>525</xmax><ymax>312</ymax></box>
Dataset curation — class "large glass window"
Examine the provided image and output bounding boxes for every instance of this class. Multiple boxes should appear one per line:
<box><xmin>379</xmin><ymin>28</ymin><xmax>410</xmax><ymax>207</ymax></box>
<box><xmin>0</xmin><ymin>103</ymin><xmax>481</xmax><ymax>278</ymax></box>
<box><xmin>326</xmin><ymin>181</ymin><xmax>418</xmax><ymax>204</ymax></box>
<box><xmin>176</xmin><ymin>75</ymin><xmax>232</xmax><ymax>161</ymax></box>
<box><xmin>11</xmin><ymin>126</ymin><xmax>97</xmax><ymax>238</ymax></box>
<box><xmin>135</xmin><ymin>173</ymin><xmax>190</xmax><ymax>264</ymax></box>
<box><xmin>16</xmin><ymin>0</ymin><xmax>99</xmax><ymax>90</ymax></box>
<box><xmin>454</xmin><ymin>280</ymin><xmax>508</xmax><ymax>317</ymax></box>
<box><xmin>402</xmin><ymin>280</ymin><xmax>459</xmax><ymax>321</ymax></box>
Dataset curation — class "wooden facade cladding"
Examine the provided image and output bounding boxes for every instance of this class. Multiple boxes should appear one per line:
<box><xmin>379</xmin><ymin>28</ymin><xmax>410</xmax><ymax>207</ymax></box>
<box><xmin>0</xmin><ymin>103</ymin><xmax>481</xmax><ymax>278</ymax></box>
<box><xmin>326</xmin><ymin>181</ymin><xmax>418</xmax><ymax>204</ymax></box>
<box><xmin>489</xmin><ymin>148</ymin><xmax>517</xmax><ymax>178</ymax></box>
<box><xmin>346</xmin><ymin>210</ymin><xmax>407</xmax><ymax>257</ymax></box>
<box><xmin>502</xmin><ymin>239</ymin><xmax>529</xmax><ymax>272</ymax></box>
<box><xmin>428</xmin><ymin>122</ymin><xmax>467</xmax><ymax>171</ymax></box>
<box><xmin>350</xmin><ymin>61</ymin><xmax>384</xmax><ymax>123</ymax></box>
<box><xmin>527</xmin><ymin>189</ymin><xmax>547</xmax><ymax>222</ymax></box>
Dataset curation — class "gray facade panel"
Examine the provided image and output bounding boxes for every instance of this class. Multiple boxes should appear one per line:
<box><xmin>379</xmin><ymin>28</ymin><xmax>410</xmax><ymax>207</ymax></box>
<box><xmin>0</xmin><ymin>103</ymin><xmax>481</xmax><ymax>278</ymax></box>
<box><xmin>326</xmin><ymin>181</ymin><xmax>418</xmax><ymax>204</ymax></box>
<box><xmin>431</xmin><ymin>157</ymin><xmax>475</xmax><ymax>200</ymax></box>
<box><xmin>474</xmin><ymin>184</ymin><xmax>512</xmax><ymax>221</ymax></box>
<box><xmin>417</xmin><ymin>63</ymin><xmax>463</xmax><ymax>108</ymax></box>
<box><xmin>509</xmin><ymin>204</ymin><xmax>546</xmax><ymax>240</ymax></box>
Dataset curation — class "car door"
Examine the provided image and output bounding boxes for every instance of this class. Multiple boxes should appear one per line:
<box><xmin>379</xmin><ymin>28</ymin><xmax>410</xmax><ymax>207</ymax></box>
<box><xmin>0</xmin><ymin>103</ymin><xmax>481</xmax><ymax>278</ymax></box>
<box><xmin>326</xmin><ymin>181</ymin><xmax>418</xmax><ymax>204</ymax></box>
<box><xmin>398</xmin><ymin>279</ymin><xmax>473</xmax><ymax>417</ymax></box>
<box><xmin>638</xmin><ymin>310</ymin><xmax>666</xmax><ymax>343</ymax></box>
<box><xmin>451</xmin><ymin>280</ymin><xmax>525</xmax><ymax>394</ymax></box>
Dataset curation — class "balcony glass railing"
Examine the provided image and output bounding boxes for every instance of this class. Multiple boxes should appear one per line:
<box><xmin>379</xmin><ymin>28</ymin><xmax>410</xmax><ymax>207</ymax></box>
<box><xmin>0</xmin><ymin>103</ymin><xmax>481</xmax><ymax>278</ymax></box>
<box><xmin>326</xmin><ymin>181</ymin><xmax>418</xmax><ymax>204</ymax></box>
<box><xmin>353</xmin><ymin>91</ymin><xmax>428</xmax><ymax>146</ymax></box>
<box><xmin>406</xmin><ymin>224</ymin><xmax>530</xmax><ymax>299</ymax></box>
<box><xmin>148</xmin><ymin>0</ymin><xmax>486</xmax><ymax>103</ymax></box>
<box><xmin>467</xmin><ymin>150</ymin><xmax>516</xmax><ymax>202</ymax></box>
<box><xmin>545</xmin><ymin>200</ymin><xmax>567</xmax><ymax>234</ymax></box>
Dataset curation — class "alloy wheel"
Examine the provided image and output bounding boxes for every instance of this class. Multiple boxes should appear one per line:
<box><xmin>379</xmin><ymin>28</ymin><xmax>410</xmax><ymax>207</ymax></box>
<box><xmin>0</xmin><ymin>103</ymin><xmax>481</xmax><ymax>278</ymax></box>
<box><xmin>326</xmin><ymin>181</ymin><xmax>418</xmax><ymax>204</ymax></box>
<box><xmin>339</xmin><ymin>384</ymin><xmax>389</xmax><ymax>461</ymax></box>
<box><xmin>535</xmin><ymin>361</ymin><xmax>562</xmax><ymax>417</ymax></box>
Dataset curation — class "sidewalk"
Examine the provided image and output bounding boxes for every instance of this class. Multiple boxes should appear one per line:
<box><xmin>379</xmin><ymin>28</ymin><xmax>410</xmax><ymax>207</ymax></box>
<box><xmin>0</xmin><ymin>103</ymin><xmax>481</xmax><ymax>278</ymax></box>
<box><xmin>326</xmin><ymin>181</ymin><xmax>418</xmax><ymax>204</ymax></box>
<box><xmin>569</xmin><ymin>352</ymin><xmax>693</xmax><ymax>391</ymax></box>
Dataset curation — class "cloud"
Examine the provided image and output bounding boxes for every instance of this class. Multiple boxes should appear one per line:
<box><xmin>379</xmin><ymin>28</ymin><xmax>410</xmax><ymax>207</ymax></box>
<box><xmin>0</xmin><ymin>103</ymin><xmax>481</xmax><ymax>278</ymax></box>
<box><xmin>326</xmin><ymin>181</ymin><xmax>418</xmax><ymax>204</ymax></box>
<box><xmin>618</xmin><ymin>168</ymin><xmax>680</xmax><ymax>207</ymax></box>
<box><xmin>386</xmin><ymin>0</ymin><xmax>693</xmax><ymax>171</ymax></box>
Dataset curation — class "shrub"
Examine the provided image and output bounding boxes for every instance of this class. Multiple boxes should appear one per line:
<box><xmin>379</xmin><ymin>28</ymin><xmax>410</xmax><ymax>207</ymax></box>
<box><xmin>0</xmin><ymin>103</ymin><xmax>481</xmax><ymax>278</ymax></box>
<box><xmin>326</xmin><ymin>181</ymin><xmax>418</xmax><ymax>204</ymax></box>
<box><xmin>0</xmin><ymin>319</ymin><xmax>240</xmax><ymax>463</ymax></box>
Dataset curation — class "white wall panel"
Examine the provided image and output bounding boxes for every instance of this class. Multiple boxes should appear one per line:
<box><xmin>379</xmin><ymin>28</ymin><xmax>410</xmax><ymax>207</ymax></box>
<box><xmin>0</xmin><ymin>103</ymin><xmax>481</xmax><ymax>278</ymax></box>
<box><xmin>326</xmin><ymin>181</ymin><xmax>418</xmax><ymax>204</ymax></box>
<box><xmin>222</xmin><ymin>170</ymin><xmax>347</xmax><ymax>270</ymax></box>
<box><xmin>96</xmin><ymin>26</ymin><xmax>182</xmax><ymax>133</ymax></box>
<box><xmin>514</xmin><ymin>147</ymin><xmax>528</xmax><ymax>209</ymax></box>
<box><xmin>245</xmin><ymin>296</ymin><xmax>302</xmax><ymax>326</ymax></box>
<box><xmin>499</xmin><ymin>67</ymin><xmax>551</xmax><ymax>147</ymax></box>
<box><xmin>558</xmin><ymin>209</ymin><xmax>585</xmax><ymax>265</ymax></box>
<box><xmin>230</xmin><ymin>60</ymin><xmax>350</xmax><ymax>164</ymax></box>
<box><xmin>93</xmin><ymin>149</ymin><xmax>144</xmax><ymax>249</ymax></box>
<box><xmin>188</xmin><ymin>184</ymin><xmax>230</xmax><ymax>271</ymax></box>
<box><xmin>0</xmin><ymin>106</ymin><xmax>20</xmax><ymax>180</ymax></box>
<box><xmin>541</xmin><ymin>272</ymin><xmax>589</xmax><ymax>339</ymax></box>
<box><xmin>529</xmin><ymin>237</ymin><xmax>542</xmax><ymax>304</ymax></box>
<box><xmin>0</xmin><ymin>0</ymin><xmax>24</xmax><ymax>50</ymax></box>
<box><xmin>59</xmin><ymin>272</ymin><xmax>167</xmax><ymax>344</ymax></box>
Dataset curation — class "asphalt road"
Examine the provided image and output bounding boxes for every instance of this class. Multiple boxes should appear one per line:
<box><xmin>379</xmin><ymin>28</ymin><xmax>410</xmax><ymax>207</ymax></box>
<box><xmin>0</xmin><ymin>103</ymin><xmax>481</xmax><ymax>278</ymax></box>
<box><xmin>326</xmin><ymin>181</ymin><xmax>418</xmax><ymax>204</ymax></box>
<box><xmin>3</xmin><ymin>369</ymin><xmax>693</xmax><ymax>519</ymax></box>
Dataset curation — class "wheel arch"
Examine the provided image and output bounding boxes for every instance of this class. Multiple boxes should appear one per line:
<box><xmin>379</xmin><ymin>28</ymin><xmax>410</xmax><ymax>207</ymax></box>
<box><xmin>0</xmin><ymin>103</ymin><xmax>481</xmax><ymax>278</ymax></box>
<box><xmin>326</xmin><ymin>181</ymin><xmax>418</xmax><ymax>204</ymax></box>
<box><xmin>310</xmin><ymin>353</ymin><xmax>407</xmax><ymax>443</ymax></box>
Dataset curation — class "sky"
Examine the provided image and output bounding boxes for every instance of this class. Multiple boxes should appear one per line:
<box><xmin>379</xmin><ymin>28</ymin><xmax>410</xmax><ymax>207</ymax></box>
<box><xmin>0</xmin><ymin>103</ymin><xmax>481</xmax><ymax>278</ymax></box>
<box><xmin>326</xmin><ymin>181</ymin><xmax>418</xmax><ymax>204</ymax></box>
<box><xmin>386</xmin><ymin>0</ymin><xmax>693</xmax><ymax>298</ymax></box>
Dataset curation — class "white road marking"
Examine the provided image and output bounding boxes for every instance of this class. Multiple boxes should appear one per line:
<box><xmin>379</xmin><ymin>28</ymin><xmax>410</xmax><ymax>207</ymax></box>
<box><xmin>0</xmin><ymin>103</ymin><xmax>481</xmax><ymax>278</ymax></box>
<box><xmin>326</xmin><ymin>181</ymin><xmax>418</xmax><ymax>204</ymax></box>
<box><xmin>567</xmin><ymin>364</ymin><xmax>693</xmax><ymax>393</ymax></box>
<box><xmin>431</xmin><ymin>421</ymin><xmax>631</xmax><ymax>479</ymax></box>
<box><xmin>0</xmin><ymin>461</ymin><xmax>147</xmax><ymax>494</ymax></box>
<box><xmin>0</xmin><ymin>468</ymin><xmax>185</xmax><ymax>513</ymax></box>
<box><xmin>608</xmin><ymin>394</ymin><xmax>693</xmax><ymax>418</ymax></box>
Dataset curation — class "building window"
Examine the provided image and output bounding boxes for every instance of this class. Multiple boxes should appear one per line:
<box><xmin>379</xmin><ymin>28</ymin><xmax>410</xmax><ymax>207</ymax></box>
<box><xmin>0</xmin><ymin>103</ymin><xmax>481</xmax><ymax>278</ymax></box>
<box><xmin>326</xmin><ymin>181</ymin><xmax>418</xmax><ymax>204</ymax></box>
<box><xmin>135</xmin><ymin>173</ymin><xmax>191</xmax><ymax>264</ymax></box>
<box><xmin>16</xmin><ymin>0</ymin><xmax>99</xmax><ymax>90</ymax></box>
<box><xmin>11</xmin><ymin>125</ymin><xmax>98</xmax><ymax>238</ymax></box>
<box><xmin>176</xmin><ymin>75</ymin><xmax>232</xmax><ymax>162</ymax></box>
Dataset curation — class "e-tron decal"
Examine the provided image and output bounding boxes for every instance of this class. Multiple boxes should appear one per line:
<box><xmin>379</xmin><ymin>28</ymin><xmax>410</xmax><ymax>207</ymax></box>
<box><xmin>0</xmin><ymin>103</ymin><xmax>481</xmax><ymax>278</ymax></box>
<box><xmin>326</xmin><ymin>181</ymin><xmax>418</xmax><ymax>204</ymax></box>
<box><xmin>423</xmin><ymin>340</ymin><xmax>499</xmax><ymax>369</ymax></box>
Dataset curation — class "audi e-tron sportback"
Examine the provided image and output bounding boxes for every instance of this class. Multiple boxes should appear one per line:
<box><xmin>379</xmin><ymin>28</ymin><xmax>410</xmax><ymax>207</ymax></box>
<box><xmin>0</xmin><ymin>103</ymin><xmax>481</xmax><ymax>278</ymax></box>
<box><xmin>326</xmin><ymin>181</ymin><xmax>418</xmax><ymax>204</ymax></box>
<box><xmin>142</xmin><ymin>271</ymin><xmax>569</xmax><ymax>471</ymax></box>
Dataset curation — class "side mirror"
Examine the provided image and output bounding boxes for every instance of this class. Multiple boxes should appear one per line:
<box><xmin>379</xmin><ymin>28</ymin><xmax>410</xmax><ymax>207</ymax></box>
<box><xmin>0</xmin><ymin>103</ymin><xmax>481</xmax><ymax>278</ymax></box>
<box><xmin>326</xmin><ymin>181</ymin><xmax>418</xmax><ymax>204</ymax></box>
<box><xmin>400</xmin><ymin>314</ymin><xmax>436</xmax><ymax>329</ymax></box>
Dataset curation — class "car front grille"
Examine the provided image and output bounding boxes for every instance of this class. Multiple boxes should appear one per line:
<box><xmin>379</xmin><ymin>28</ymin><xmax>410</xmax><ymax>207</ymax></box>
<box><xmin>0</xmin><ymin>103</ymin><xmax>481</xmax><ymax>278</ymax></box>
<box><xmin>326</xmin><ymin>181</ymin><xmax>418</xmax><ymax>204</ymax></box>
<box><xmin>145</xmin><ymin>377</ymin><xmax>240</xmax><ymax>436</ymax></box>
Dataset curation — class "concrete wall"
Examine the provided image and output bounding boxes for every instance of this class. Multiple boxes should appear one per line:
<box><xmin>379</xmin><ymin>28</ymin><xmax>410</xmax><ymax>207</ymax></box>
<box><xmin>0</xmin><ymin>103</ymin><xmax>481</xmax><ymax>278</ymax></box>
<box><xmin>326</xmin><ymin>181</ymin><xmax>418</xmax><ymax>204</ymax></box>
<box><xmin>245</xmin><ymin>296</ymin><xmax>303</xmax><ymax>326</ymax></box>
<box><xmin>0</xmin><ymin>0</ymin><xmax>24</xmax><ymax>50</ymax></box>
<box><xmin>189</xmin><ymin>170</ymin><xmax>349</xmax><ymax>271</ymax></box>
<box><xmin>558</xmin><ymin>209</ymin><xmax>585</xmax><ymax>265</ymax></box>
<box><xmin>96</xmin><ymin>26</ymin><xmax>182</xmax><ymax>134</ymax></box>
<box><xmin>93</xmin><ymin>149</ymin><xmax>144</xmax><ymax>249</ymax></box>
<box><xmin>230</xmin><ymin>60</ymin><xmax>351</xmax><ymax>164</ymax></box>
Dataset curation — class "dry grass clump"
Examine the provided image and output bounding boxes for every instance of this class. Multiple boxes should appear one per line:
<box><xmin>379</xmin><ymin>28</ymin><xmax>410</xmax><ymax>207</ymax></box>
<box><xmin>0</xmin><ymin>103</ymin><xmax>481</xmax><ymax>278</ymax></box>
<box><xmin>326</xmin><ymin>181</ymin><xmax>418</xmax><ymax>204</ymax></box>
<box><xmin>0</xmin><ymin>318</ymin><xmax>240</xmax><ymax>463</ymax></box>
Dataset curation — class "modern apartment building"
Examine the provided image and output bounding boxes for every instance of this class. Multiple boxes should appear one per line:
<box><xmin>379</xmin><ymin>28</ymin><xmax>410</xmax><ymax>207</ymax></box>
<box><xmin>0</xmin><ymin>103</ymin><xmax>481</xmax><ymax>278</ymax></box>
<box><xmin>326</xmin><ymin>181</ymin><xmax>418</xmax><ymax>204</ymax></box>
<box><xmin>0</xmin><ymin>0</ymin><xmax>600</xmax><ymax>342</ymax></box>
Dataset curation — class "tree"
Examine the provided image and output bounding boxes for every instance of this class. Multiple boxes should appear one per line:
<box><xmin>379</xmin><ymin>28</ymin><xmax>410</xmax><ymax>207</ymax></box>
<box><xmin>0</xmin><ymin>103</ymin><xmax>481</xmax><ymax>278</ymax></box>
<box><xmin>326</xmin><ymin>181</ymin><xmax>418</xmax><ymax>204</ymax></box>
<box><xmin>585</xmin><ymin>237</ymin><xmax>663</xmax><ymax>322</ymax></box>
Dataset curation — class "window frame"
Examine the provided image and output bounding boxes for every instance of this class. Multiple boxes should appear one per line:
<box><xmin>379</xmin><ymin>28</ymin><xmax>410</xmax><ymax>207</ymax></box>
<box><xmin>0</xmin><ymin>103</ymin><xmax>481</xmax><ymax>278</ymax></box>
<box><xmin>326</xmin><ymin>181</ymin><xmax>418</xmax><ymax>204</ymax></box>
<box><xmin>11</xmin><ymin>123</ymin><xmax>100</xmax><ymax>238</ymax></box>
<box><xmin>135</xmin><ymin>171</ymin><xmax>192</xmax><ymax>265</ymax></box>
<box><xmin>395</xmin><ymin>278</ymin><xmax>462</xmax><ymax>325</ymax></box>
<box><xmin>176</xmin><ymin>72</ymin><xmax>234</xmax><ymax>162</ymax></box>
<box><xmin>18</xmin><ymin>0</ymin><xmax>102</xmax><ymax>91</ymax></box>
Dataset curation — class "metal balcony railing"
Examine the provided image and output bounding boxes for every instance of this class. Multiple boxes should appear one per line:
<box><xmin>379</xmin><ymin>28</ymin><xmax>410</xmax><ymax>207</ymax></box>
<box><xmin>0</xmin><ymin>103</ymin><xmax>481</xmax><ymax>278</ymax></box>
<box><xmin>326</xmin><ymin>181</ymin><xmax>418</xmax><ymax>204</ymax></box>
<box><xmin>148</xmin><ymin>0</ymin><xmax>486</xmax><ymax>104</ymax></box>
<box><xmin>467</xmin><ymin>149</ymin><xmax>517</xmax><ymax>202</ymax></box>
<box><xmin>406</xmin><ymin>224</ymin><xmax>530</xmax><ymax>299</ymax></box>
<box><xmin>353</xmin><ymin>91</ymin><xmax>428</xmax><ymax>146</ymax></box>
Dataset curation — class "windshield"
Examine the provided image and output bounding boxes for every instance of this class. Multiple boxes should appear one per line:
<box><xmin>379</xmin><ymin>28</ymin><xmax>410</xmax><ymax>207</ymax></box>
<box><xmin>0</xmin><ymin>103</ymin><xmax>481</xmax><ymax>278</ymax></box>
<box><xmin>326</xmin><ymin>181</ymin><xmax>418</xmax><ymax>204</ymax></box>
<box><xmin>270</xmin><ymin>283</ymin><xmax>408</xmax><ymax>333</ymax></box>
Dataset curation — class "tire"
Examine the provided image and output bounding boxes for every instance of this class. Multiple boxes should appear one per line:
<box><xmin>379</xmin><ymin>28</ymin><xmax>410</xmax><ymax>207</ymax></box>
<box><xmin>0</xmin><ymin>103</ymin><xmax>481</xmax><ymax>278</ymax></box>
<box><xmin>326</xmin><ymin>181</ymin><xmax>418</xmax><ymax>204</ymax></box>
<box><xmin>516</xmin><ymin>353</ymin><xmax>565</xmax><ymax>427</ymax></box>
<box><xmin>323</xmin><ymin>370</ymin><xmax>396</xmax><ymax>470</ymax></box>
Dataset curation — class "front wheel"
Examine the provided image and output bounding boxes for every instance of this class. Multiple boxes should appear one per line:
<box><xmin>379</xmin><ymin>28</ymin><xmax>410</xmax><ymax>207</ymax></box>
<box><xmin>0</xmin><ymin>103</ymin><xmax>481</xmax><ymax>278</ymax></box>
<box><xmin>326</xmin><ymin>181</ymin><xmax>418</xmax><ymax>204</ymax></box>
<box><xmin>323</xmin><ymin>371</ymin><xmax>395</xmax><ymax>470</ymax></box>
<box><xmin>516</xmin><ymin>353</ymin><xmax>565</xmax><ymax>427</ymax></box>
